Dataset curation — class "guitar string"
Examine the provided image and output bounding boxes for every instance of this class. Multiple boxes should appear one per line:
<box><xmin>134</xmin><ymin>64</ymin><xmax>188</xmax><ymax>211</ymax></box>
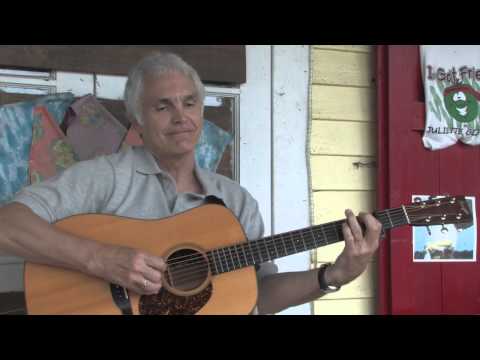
<box><xmin>162</xmin><ymin>211</ymin><xmax>413</xmax><ymax>285</ymax></box>
<box><xmin>163</xmin><ymin>208</ymin><xmax>457</xmax><ymax>276</ymax></box>
<box><xmin>162</xmin><ymin>222</ymin><xmax>447</xmax><ymax>286</ymax></box>
<box><xmin>166</xmin><ymin>198</ymin><xmax>464</xmax><ymax>268</ymax></box>
<box><xmin>163</xmin><ymin>210</ymin><xmax>464</xmax><ymax>282</ymax></box>
<box><xmin>158</xmin><ymin>203</ymin><xmax>466</xmax><ymax>286</ymax></box>
<box><xmin>163</xmin><ymin>210</ymin><xmax>406</xmax><ymax>272</ymax></box>
<box><xmin>163</xmin><ymin>199</ymin><xmax>464</xmax><ymax>267</ymax></box>
<box><xmin>164</xmin><ymin>208</ymin><xmax>408</xmax><ymax>265</ymax></box>
<box><xmin>163</xmin><ymin>209</ymin><xmax>441</xmax><ymax>274</ymax></box>
<box><xmin>164</xmin><ymin>201</ymin><xmax>467</xmax><ymax>283</ymax></box>
<box><xmin>163</xmin><ymin>206</ymin><xmax>443</xmax><ymax>269</ymax></box>
<box><xmin>164</xmin><ymin>214</ymin><xmax>412</xmax><ymax>285</ymax></box>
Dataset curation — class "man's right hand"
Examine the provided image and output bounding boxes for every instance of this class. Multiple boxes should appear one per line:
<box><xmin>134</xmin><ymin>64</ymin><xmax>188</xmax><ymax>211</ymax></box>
<box><xmin>89</xmin><ymin>244</ymin><xmax>167</xmax><ymax>295</ymax></box>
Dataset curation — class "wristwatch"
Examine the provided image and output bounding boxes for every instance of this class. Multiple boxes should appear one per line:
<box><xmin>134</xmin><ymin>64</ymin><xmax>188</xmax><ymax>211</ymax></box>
<box><xmin>317</xmin><ymin>263</ymin><xmax>342</xmax><ymax>293</ymax></box>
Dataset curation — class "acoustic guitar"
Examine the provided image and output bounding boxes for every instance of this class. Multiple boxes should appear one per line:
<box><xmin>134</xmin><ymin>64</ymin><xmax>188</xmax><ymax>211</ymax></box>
<box><xmin>24</xmin><ymin>195</ymin><xmax>473</xmax><ymax>315</ymax></box>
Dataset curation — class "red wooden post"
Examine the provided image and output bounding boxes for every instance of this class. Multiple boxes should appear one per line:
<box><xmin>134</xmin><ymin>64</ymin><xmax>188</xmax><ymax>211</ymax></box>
<box><xmin>377</xmin><ymin>45</ymin><xmax>480</xmax><ymax>314</ymax></box>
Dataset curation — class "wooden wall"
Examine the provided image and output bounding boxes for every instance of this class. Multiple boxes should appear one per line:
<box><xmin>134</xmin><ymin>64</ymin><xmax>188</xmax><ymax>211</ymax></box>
<box><xmin>0</xmin><ymin>45</ymin><xmax>246</xmax><ymax>84</ymax></box>
<box><xmin>309</xmin><ymin>45</ymin><xmax>377</xmax><ymax>314</ymax></box>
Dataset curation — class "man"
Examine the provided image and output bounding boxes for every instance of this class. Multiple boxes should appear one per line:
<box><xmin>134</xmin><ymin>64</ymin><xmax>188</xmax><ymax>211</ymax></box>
<box><xmin>0</xmin><ymin>52</ymin><xmax>381</xmax><ymax>314</ymax></box>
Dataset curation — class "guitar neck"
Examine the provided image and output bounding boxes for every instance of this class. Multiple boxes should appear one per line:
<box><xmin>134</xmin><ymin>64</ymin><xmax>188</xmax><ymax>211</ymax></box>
<box><xmin>206</xmin><ymin>206</ymin><xmax>409</xmax><ymax>275</ymax></box>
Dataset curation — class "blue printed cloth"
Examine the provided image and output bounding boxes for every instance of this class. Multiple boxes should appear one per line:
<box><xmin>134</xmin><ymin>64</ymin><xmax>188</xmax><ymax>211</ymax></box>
<box><xmin>0</xmin><ymin>93</ymin><xmax>75</xmax><ymax>205</ymax></box>
<box><xmin>195</xmin><ymin>120</ymin><xmax>233</xmax><ymax>171</ymax></box>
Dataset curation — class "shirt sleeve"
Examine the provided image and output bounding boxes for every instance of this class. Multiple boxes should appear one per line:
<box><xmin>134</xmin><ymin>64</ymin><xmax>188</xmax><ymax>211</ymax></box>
<box><xmin>240</xmin><ymin>193</ymin><xmax>264</xmax><ymax>242</ymax></box>
<box><xmin>11</xmin><ymin>156</ymin><xmax>115</xmax><ymax>223</ymax></box>
<box><xmin>239</xmin><ymin>192</ymin><xmax>278</xmax><ymax>279</ymax></box>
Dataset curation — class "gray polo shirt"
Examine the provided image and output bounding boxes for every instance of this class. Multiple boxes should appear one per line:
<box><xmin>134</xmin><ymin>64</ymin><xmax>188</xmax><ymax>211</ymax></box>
<box><xmin>13</xmin><ymin>146</ymin><xmax>277</xmax><ymax>280</ymax></box>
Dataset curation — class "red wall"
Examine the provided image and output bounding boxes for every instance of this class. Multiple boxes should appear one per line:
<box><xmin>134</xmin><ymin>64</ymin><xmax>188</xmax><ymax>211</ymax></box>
<box><xmin>377</xmin><ymin>45</ymin><xmax>480</xmax><ymax>314</ymax></box>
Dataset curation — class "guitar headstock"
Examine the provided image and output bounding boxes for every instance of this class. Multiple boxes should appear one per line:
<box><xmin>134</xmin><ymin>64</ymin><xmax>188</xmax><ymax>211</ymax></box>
<box><xmin>406</xmin><ymin>196</ymin><xmax>473</xmax><ymax>228</ymax></box>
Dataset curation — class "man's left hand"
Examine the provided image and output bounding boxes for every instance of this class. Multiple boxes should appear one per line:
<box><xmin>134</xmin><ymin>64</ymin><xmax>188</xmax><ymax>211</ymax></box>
<box><xmin>326</xmin><ymin>209</ymin><xmax>382</xmax><ymax>287</ymax></box>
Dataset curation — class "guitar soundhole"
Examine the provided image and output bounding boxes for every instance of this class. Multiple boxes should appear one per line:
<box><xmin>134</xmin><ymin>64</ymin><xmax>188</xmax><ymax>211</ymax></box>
<box><xmin>138</xmin><ymin>248</ymin><xmax>212</xmax><ymax>315</ymax></box>
<box><xmin>165</xmin><ymin>248</ymin><xmax>210</xmax><ymax>292</ymax></box>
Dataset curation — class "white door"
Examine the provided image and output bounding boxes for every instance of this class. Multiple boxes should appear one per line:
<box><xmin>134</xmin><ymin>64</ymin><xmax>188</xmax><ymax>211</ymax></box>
<box><xmin>0</xmin><ymin>45</ymin><xmax>312</xmax><ymax>315</ymax></box>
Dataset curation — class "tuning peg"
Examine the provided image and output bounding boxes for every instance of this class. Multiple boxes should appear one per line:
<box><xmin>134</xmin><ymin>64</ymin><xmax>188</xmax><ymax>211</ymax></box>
<box><xmin>429</xmin><ymin>194</ymin><xmax>448</xmax><ymax>200</ymax></box>
<box><xmin>426</xmin><ymin>225</ymin><xmax>432</xmax><ymax>236</ymax></box>
<box><xmin>441</xmin><ymin>224</ymin><xmax>449</xmax><ymax>234</ymax></box>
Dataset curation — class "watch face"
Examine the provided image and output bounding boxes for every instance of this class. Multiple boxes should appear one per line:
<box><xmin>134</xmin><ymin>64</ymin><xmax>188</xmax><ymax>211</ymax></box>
<box><xmin>323</xmin><ymin>285</ymin><xmax>340</xmax><ymax>293</ymax></box>
<box><xmin>318</xmin><ymin>263</ymin><xmax>341</xmax><ymax>293</ymax></box>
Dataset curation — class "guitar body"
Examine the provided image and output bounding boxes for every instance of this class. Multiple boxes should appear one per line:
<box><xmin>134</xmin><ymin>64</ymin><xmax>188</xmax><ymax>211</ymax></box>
<box><xmin>24</xmin><ymin>204</ymin><xmax>258</xmax><ymax>315</ymax></box>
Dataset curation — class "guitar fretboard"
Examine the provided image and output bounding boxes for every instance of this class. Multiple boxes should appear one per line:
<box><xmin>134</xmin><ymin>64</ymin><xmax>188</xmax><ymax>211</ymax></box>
<box><xmin>206</xmin><ymin>207</ymin><xmax>408</xmax><ymax>275</ymax></box>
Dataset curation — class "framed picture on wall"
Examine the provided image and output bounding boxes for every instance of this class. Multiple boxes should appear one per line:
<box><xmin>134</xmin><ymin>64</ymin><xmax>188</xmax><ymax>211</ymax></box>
<box><xmin>412</xmin><ymin>195</ymin><xmax>477</xmax><ymax>262</ymax></box>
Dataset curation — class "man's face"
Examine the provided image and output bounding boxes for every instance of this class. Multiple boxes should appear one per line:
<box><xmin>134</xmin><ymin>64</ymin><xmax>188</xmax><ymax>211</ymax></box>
<box><xmin>135</xmin><ymin>71</ymin><xmax>203</xmax><ymax>158</ymax></box>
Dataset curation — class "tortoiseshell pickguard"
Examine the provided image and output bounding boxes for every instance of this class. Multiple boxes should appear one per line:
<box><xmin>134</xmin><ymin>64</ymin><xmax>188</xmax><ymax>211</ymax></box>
<box><xmin>139</xmin><ymin>284</ymin><xmax>212</xmax><ymax>315</ymax></box>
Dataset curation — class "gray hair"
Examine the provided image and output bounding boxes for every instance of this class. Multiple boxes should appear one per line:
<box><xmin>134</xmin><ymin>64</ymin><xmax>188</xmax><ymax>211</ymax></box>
<box><xmin>124</xmin><ymin>52</ymin><xmax>205</xmax><ymax>125</ymax></box>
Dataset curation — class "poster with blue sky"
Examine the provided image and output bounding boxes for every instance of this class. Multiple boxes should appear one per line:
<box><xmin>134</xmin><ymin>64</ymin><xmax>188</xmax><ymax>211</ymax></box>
<box><xmin>412</xmin><ymin>195</ymin><xmax>476</xmax><ymax>262</ymax></box>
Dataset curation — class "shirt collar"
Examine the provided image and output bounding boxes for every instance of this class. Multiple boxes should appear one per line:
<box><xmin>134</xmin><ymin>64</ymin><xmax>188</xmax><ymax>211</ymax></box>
<box><xmin>134</xmin><ymin>147</ymin><xmax>164</xmax><ymax>175</ymax></box>
<box><xmin>134</xmin><ymin>146</ymin><xmax>222</xmax><ymax>199</ymax></box>
<box><xmin>194</xmin><ymin>163</ymin><xmax>222</xmax><ymax>199</ymax></box>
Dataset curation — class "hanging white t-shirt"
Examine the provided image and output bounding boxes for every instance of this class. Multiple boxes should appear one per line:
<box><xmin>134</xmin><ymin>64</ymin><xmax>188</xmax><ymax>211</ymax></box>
<box><xmin>420</xmin><ymin>45</ymin><xmax>480</xmax><ymax>150</ymax></box>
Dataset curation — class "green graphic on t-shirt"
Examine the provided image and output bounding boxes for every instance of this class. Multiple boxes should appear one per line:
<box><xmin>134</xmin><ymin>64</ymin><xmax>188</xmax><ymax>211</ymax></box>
<box><xmin>444</xmin><ymin>85</ymin><xmax>479</xmax><ymax>123</ymax></box>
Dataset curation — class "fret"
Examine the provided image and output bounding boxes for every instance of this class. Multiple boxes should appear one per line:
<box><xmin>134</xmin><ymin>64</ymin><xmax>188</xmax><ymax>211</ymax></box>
<box><xmin>222</xmin><ymin>247</ymin><xmax>232</xmax><ymax>271</ymax></box>
<box><xmin>272</xmin><ymin>236</ymin><xmax>280</xmax><ymax>259</ymax></box>
<box><xmin>240</xmin><ymin>243</ymin><xmax>249</xmax><ymax>266</ymax></box>
<box><xmin>219</xmin><ymin>248</ymin><xmax>226</xmax><ymax>271</ymax></box>
<box><xmin>297</xmin><ymin>231</ymin><xmax>305</xmax><ymax>251</ymax></box>
<box><xmin>281</xmin><ymin>234</ymin><xmax>288</xmax><ymax>257</ymax></box>
<box><xmin>293</xmin><ymin>231</ymin><xmax>300</xmax><ymax>252</ymax></box>
<box><xmin>226</xmin><ymin>247</ymin><xmax>234</xmax><ymax>270</ymax></box>
<box><xmin>309</xmin><ymin>230</ymin><xmax>316</xmax><ymax>249</ymax></box>
<box><xmin>375</xmin><ymin>209</ymin><xmax>405</xmax><ymax>230</ymax></box>
<box><xmin>231</xmin><ymin>245</ymin><xmax>238</xmax><ymax>267</ymax></box>
<box><xmin>320</xmin><ymin>225</ymin><xmax>328</xmax><ymax>245</ymax></box>
<box><xmin>233</xmin><ymin>244</ymin><xmax>243</xmax><ymax>268</ymax></box>
<box><xmin>228</xmin><ymin>247</ymin><xmax>237</xmax><ymax>270</ymax></box>
<box><xmin>334</xmin><ymin>223</ymin><xmax>340</xmax><ymax>243</ymax></box>
<box><xmin>337</xmin><ymin>222</ymin><xmax>343</xmax><ymax>241</ymax></box>
<box><xmin>293</xmin><ymin>231</ymin><xmax>300</xmax><ymax>251</ymax></box>
<box><xmin>299</xmin><ymin>230</ymin><xmax>308</xmax><ymax>251</ymax></box>
<box><xmin>220</xmin><ymin>248</ymin><xmax>229</xmax><ymax>272</ymax></box>
<box><xmin>255</xmin><ymin>240</ymin><xmax>264</xmax><ymax>263</ymax></box>
<box><xmin>229</xmin><ymin>245</ymin><xmax>236</xmax><ymax>268</ymax></box>
<box><xmin>207</xmin><ymin>252</ymin><xmax>219</xmax><ymax>275</ymax></box>
<box><xmin>385</xmin><ymin>210</ymin><xmax>394</xmax><ymax>229</ymax></box>
<box><xmin>290</xmin><ymin>232</ymin><xmax>297</xmax><ymax>253</ymax></box>
<box><xmin>247</xmin><ymin>241</ymin><xmax>256</xmax><ymax>265</ymax></box>
<box><xmin>396</xmin><ymin>210</ymin><xmax>407</xmax><ymax>227</ymax></box>
<box><xmin>310</xmin><ymin>227</ymin><xmax>319</xmax><ymax>247</ymax></box>
<box><xmin>376</xmin><ymin>211</ymin><xmax>389</xmax><ymax>229</ymax></box>
<box><xmin>268</xmin><ymin>238</ymin><xmax>277</xmax><ymax>260</ymax></box>
<box><xmin>215</xmin><ymin>249</ymin><xmax>224</xmax><ymax>274</ymax></box>
<box><xmin>262</xmin><ymin>238</ymin><xmax>272</xmax><ymax>261</ymax></box>
<box><xmin>401</xmin><ymin>205</ymin><xmax>410</xmax><ymax>224</ymax></box>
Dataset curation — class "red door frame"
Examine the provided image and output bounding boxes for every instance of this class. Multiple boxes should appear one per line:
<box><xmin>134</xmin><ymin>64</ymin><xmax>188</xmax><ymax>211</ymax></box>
<box><xmin>376</xmin><ymin>45</ymin><xmax>480</xmax><ymax>314</ymax></box>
